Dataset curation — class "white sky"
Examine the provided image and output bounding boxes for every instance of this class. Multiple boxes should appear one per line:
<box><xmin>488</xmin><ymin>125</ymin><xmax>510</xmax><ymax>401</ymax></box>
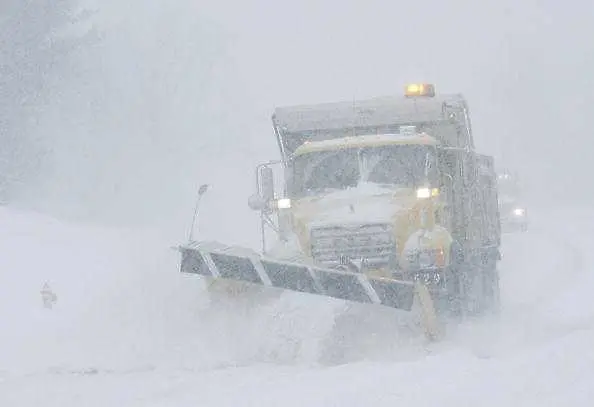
<box><xmin>26</xmin><ymin>0</ymin><xmax>594</xmax><ymax>243</ymax></box>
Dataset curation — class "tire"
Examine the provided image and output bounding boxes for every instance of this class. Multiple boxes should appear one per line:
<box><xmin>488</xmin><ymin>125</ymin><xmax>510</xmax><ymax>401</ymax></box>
<box><xmin>445</xmin><ymin>244</ymin><xmax>501</xmax><ymax>318</ymax></box>
<box><xmin>440</xmin><ymin>269</ymin><xmax>460</xmax><ymax>318</ymax></box>
<box><xmin>461</xmin><ymin>249</ymin><xmax>501</xmax><ymax>317</ymax></box>
<box><xmin>481</xmin><ymin>261</ymin><xmax>501</xmax><ymax>315</ymax></box>
<box><xmin>443</xmin><ymin>241</ymin><xmax>466</xmax><ymax>319</ymax></box>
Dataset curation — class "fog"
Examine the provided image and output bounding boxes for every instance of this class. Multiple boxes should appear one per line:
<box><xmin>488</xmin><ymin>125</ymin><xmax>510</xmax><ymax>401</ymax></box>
<box><xmin>4</xmin><ymin>0</ymin><xmax>593</xmax><ymax>246</ymax></box>
<box><xmin>3</xmin><ymin>3</ymin><xmax>594</xmax><ymax>404</ymax></box>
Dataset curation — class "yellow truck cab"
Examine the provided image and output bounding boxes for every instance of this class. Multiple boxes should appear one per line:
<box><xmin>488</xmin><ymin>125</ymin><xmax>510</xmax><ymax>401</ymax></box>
<box><xmin>285</xmin><ymin>131</ymin><xmax>453</xmax><ymax>283</ymax></box>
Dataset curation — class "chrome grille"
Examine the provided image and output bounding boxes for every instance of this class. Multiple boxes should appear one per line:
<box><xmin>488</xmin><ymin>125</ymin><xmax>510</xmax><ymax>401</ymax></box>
<box><xmin>310</xmin><ymin>223</ymin><xmax>397</xmax><ymax>268</ymax></box>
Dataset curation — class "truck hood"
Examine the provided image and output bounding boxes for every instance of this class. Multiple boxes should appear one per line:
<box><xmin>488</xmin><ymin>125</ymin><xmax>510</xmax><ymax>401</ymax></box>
<box><xmin>291</xmin><ymin>183</ymin><xmax>417</xmax><ymax>231</ymax></box>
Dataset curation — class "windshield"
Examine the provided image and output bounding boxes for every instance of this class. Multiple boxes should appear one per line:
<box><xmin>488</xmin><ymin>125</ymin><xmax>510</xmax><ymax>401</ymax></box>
<box><xmin>289</xmin><ymin>145</ymin><xmax>437</xmax><ymax>198</ymax></box>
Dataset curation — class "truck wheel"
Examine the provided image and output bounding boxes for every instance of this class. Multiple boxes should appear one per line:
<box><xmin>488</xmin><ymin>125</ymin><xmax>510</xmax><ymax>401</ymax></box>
<box><xmin>440</xmin><ymin>268</ymin><xmax>460</xmax><ymax>318</ymax></box>
<box><xmin>481</xmin><ymin>264</ymin><xmax>501</xmax><ymax>315</ymax></box>
<box><xmin>443</xmin><ymin>241</ymin><xmax>466</xmax><ymax>319</ymax></box>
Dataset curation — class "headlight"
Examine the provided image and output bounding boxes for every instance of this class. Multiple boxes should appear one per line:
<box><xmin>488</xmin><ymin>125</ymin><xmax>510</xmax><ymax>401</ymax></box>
<box><xmin>416</xmin><ymin>187</ymin><xmax>431</xmax><ymax>199</ymax></box>
<box><xmin>276</xmin><ymin>198</ymin><xmax>291</xmax><ymax>209</ymax></box>
<box><xmin>513</xmin><ymin>208</ymin><xmax>525</xmax><ymax>216</ymax></box>
<box><xmin>416</xmin><ymin>187</ymin><xmax>439</xmax><ymax>199</ymax></box>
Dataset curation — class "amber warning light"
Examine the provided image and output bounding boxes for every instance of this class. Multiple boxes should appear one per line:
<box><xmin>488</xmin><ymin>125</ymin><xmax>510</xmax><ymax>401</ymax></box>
<box><xmin>404</xmin><ymin>83</ymin><xmax>436</xmax><ymax>97</ymax></box>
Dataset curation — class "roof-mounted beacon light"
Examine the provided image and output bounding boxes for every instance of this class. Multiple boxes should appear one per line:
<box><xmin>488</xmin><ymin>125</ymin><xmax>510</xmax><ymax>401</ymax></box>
<box><xmin>404</xmin><ymin>83</ymin><xmax>436</xmax><ymax>98</ymax></box>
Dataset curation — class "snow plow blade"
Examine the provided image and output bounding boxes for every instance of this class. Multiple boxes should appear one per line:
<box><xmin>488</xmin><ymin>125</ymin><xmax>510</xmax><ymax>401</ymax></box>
<box><xmin>179</xmin><ymin>241</ymin><xmax>418</xmax><ymax>311</ymax></box>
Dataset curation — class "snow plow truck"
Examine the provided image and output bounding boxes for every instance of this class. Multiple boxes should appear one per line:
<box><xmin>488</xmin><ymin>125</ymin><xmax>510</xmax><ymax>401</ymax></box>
<box><xmin>178</xmin><ymin>84</ymin><xmax>502</xmax><ymax>341</ymax></box>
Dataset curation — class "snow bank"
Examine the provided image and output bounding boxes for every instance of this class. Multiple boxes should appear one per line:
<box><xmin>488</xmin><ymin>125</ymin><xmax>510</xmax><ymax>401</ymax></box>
<box><xmin>1</xmin><ymin>205</ymin><xmax>594</xmax><ymax>406</ymax></box>
<box><xmin>0</xmin><ymin>206</ymin><xmax>340</xmax><ymax>377</ymax></box>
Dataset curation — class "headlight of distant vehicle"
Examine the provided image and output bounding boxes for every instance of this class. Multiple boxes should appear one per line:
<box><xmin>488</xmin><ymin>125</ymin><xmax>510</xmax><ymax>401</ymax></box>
<box><xmin>513</xmin><ymin>208</ymin><xmax>525</xmax><ymax>217</ymax></box>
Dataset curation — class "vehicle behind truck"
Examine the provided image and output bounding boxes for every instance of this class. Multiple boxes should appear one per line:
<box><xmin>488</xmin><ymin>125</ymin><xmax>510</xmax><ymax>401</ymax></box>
<box><xmin>497</xmin><ymin>170</ymin><xmax>529</xmax><ymax>232</ymax></box>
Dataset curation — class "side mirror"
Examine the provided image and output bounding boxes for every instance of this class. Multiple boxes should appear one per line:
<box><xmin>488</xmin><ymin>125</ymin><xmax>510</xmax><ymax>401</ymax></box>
<box><xmin>260</xmin><ymin>167</ymin><xmax>274</xmax><ymax>202</ymax></box>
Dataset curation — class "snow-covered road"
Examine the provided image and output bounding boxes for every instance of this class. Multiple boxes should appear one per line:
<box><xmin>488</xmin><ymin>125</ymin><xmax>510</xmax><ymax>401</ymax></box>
<box><xmin>1</xmin><ymin>206</ymin><xmax>593</xmax><ymax>406</ymax></box>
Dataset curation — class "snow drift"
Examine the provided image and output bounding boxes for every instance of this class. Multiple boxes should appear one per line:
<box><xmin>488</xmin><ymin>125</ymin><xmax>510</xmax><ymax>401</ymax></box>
<box><xmin>2</xmin><ymin>205</ymin><xmax>594</xmax><ymax>406</ymax></box>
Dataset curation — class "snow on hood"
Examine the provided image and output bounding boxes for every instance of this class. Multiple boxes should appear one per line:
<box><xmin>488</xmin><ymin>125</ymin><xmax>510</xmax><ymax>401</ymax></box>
<box><xmin>292</xmin><ymin>182</ymin><xmax>416</xmax><ymax>230</ymax></box>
